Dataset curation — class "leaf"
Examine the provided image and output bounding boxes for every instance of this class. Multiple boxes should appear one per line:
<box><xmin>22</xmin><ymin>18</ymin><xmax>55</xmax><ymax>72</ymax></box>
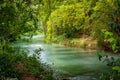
<box><xmin>112</xmin><ymin>66</ymin><xmax>120</xmax><ymax>72</ymax></box>
<box><xmin>108</xmin><ymin>37</ymin><xmax>116</xmax><ymax>43</ymax></box>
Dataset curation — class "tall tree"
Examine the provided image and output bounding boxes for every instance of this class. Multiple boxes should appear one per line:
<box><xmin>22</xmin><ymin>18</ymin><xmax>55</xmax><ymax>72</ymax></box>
<box><xmin>0</xmin><ymin>0</ymin><xmax>39</xmax><ymax>42</ymax></box>
<box><xmin>38</xmin><ymin>0</ymin><xmax>82</xmax><ymax>35</ymax></box>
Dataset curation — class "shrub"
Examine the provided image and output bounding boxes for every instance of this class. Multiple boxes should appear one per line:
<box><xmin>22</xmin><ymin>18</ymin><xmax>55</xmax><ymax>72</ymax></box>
<box><xmin>46</xmin><ymin>3</ymin><xmax>89</xmax><ymax>42</ymax></box>
<box><xmin>0</xmin><ymin>44</ymin><xmax>56</xmax><ymax>80</ymax></box>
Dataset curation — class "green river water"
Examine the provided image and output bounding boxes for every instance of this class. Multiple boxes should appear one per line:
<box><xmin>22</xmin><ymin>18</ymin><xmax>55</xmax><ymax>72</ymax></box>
<box><xmin>14</xmin><ymin>35</ymin><xmax>118</xmax><ymax>80</ymax></box>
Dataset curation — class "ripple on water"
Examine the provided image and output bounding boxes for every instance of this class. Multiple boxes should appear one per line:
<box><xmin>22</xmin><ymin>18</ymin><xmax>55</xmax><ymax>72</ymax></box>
<box><xmin>14</xmin><ymin>35</ymin><xmax>117</xmax><ymax>80</ymax></box>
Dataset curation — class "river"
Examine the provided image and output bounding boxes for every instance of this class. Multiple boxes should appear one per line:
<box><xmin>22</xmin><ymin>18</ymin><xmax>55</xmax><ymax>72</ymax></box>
<box><xmin>14</xmin><ymin>35</ymin><xmax>117</xmax><ymax>80</ymax></box>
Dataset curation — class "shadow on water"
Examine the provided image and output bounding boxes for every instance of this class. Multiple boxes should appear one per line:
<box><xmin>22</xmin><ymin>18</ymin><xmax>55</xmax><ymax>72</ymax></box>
<box><xmin>14</xmin><ymin>35</ymin><xmax>118</xmax><ymax>80</ymax></box>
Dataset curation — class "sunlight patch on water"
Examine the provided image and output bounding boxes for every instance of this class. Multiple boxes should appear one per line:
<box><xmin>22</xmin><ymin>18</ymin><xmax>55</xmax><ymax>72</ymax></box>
<box><xmin>32</xmin><ymin>34</ymin><xmax>44</xmax><ymax>39</ymax></box>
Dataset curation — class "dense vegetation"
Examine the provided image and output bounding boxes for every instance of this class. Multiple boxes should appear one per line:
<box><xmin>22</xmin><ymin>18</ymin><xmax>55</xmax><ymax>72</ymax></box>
<box><xmin>0</xmin><ymin>0</ymin><xmax>41</xmax><ymax>42</ymax></box>
<box><xmin>46</xmin><ymin>0</ymin><xmax>120</xmax><ymax>53</ymax></box>
<box><xmin>0</xmin><ymin>45</ymin><xmax>55</xmax><ymax>80</ymax></box>
<box><xmin>0</xmin><ymin>0</ymin><xmax>120</xmax><ymax>79</ymax></box>
<box><xmin>44</xmin><ymin>1</ymin><xmax>120</xmax><ymax>79</ymax></box>
<box><xmin>0</xmin><ymin>0</ymin><xmax>55</xmax><ymax>79</ymax></box>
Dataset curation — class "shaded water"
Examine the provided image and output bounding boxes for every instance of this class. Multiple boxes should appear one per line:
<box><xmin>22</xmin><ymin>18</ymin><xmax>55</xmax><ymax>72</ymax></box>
<box><xmin>14</xmin><ymin>35</ymin><xmax>117</xmax><ymax>80</ymax></box>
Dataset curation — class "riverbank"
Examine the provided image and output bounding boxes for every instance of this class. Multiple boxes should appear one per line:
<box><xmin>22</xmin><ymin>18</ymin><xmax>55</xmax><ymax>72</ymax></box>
<box><xmin>58</xmin><ymin>36</ymin><xmax>113</xmax><ymax>53</ymax></box>
<box><xmin>59</xmin><ymin>37</ymin><xmax>99</xmax><ymax>50</ymax></box>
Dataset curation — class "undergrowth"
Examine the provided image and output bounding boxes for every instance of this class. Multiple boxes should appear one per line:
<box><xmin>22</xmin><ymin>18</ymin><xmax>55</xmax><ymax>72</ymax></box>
<box><xmin>0</xmin><ymin>44</ymin><xmax>56</xmax><ymax>80</ymax></box>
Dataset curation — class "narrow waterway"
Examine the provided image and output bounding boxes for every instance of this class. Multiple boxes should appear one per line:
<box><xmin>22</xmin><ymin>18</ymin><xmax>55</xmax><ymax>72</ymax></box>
<box><xmin>14</xmin><ymin>35</ymin><xmax>117</xmax><ymax>80</ymax></box>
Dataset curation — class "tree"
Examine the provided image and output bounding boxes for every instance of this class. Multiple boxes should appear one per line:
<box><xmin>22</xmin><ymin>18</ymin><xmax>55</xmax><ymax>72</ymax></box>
<box><xmin>0</xmin><ymin>0</ymin><xmax>39</xmax><ymax>42</ymax></box>
<box><xmin>91</xmin><ymin>0</ymin><xmax>120</xmax><ymax>53</ymax></box>
<box><xmin>46</xmin><ymin>0</ymin><xmax>98</xmax><ymax>42</ymax></box>
<box><xmin>38</xmin><ymin>0</ymin><xmax>82</xmax><ymax>35</ymax></box>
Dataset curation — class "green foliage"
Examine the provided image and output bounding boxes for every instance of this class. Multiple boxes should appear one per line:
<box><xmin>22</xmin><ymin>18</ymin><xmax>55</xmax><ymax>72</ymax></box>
<box><xmin>99</xmin><ymin>57</ymin><xmax>120</xmax><ymax>80</ymax></box>
<box><xmin>52</xmin><ymin>34</ymin><xmax>66</xmax><ymax>43</ymax></box>
<box><xmin>0</xmin><ymin>45</ymin><xmax>19</xmax><ymax>79</ymax></box>
<box><xmin>90</xmin><ymin>0</ymin><xmax>120</xmax><ymax>53</ymax></box>
<box><xmin>38</xmin><ymin>0</ymin><xmax>82</xmax><ymax>34</ymax></box>
<box><xmin>0</xmin><ymin>0</ymin><xmax>39</xmax><ymax>42</ymax></box>
<box><xmin>45</xmin><ymin>0</ymin><xmax>120</xmax><ymax>53</ymax></box>
<box><xmin>82</xmin><ymin>42</ymin><xmax>88</xmax><ymax>48</ymax></box>
<box><xmin>46</xmin><ymin>3</ymin><xmax>89</xmax><ymax>42</ymax></box>
<box><xmin>0</xmin><ymin>44</ymin><xmax>55</xmax><ymax>80</ymax></box>
<box><xmin>102</xmin><ymin>30</ymin><xmax>119</xmax><ymax>53</ymax></box>
<box><xmin>112</xmin><ymin>66</ymin><xmax>120</xmax><ymax>73</ymax></box>
<box><xmin>0</xmin><ymin>52</ymin><xmax>19</xmax><ymax>79</ymax></box>
<box><xmin>45</xmin><ymin>0</ymin><xmax>99</xmax><ymax>42</ymax></box>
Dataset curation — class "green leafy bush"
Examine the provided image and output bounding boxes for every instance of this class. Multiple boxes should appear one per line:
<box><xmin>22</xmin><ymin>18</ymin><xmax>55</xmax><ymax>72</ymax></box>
<box><xmin>46</xmin><ymin>3</ymin><xmax>89</xmax><ymax>42</ymax></box>
<box><xmin>91</xmin><ymin>0</ymin><xmax>120</xmax><ymax>53</ymax></box>
<box><xmin>0</xmin><ymin>0</ymin><xmax>39</xmax><ymax>42</ymax></box>
<box><xmin>99</xmin><ymin>56</ymin><xmax>120</xmax><ymax>80</ymax></box>
<box><xmin>101</xmin><ymin>30</ymin><xmax>119</xmax><ymax>53</ymax></box>
<box><xmin>0</xmin><ymin>44</ymin><xmax>56</xmax><ymax>80</ymax></box>
<box><xmin>0</xmin><ymin>52</ymin><xmax>19</xmax><ymax>79</ymax></box>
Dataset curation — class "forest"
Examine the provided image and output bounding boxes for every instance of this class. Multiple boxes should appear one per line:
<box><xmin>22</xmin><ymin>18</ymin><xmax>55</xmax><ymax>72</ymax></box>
<box><xmin>0</xmin><ymin>0</ymin><xmax>120</xmax><ymax>80</ymax></box>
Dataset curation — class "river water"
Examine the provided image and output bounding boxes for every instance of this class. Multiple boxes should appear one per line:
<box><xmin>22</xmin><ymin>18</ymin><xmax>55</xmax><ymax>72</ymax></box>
<box><xmin>14</xmin><ymin>35</ymin><xmax>117</xmax><ymax>80</ymax></box>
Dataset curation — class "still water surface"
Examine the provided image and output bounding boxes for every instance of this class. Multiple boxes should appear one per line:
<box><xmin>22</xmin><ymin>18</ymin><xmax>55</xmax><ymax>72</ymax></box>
<box><xmin>15</xmin><ymin>35</ymin><xmax>117</xmax><ymax>80</ymax></box>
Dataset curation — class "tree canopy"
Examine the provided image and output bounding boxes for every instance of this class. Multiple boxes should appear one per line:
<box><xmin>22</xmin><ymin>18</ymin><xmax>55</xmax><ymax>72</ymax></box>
<box><xmin>45</xmin><ymin>0</ymin><xmax>120</xmax><ymax>53</ymax></box>
<box><xmin>0</xmin><ymin>0</ymin><xmax>120</xmax><ymax>52</ymax></box>
<box><xmin>0</xmin><ymin>0</ymin><xmax>39</xmax><ymax>42</ymax></box>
